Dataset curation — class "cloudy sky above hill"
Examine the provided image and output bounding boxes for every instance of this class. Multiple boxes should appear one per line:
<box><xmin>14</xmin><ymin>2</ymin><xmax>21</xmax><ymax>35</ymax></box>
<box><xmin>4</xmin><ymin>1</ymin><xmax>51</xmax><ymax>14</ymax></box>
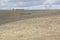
<box><xmin>0</xmin><ymin>0</ymin><xmax>60</xmax><ymax>9</ymax></box>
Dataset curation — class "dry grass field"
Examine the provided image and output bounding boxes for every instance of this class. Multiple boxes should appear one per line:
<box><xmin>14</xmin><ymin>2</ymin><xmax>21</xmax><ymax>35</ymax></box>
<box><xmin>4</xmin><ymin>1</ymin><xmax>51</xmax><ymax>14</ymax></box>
<box><xmin>0</xmin><ymin>10</ymin><xmax>60</xmax><ymax>40</ymax></box>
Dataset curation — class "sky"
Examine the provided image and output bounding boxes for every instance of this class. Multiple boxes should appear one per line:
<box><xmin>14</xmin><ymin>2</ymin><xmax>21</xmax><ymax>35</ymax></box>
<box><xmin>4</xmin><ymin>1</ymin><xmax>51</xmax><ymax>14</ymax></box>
<box><xmin>0</xmin><ymin>0</ymin><xmax>60</xmax><ymax>9</ymax></box>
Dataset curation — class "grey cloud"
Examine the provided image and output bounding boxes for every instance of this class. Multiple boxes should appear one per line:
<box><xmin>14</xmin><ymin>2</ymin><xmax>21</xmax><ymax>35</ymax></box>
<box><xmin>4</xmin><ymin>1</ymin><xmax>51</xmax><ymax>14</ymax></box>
<box><xmin>0</xmin><ymin>0</ymin><xmax>60</xmax><ymax>9</ymax></box>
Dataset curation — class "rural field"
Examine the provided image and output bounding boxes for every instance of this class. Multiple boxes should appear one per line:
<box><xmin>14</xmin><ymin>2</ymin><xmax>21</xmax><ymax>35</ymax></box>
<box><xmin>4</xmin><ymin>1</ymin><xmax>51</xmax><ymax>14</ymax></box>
<box><xmin>0</xmin><ymin>9</ymin><xmax>60</xmax><ymax>40</ymax></box>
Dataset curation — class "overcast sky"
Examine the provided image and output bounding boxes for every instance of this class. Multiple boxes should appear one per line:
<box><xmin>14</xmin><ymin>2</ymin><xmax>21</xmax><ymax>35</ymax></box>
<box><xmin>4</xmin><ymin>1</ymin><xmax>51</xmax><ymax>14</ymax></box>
<box><xmin>0</xmin><ymin>0</ymin><xmax>60</xmax><ymax>9</ymax></box>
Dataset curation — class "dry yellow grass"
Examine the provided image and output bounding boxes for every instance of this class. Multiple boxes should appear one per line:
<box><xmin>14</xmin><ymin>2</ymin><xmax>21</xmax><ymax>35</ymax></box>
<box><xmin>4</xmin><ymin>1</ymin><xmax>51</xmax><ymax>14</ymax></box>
<box><xmin>0</xmin><ymin>15</ymin><xmax>60</xmax><ymax>40</ymax></box>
